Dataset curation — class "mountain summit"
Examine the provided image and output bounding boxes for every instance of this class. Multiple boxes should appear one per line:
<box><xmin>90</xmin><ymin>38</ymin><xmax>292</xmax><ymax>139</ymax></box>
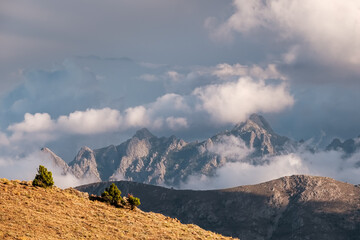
<box><xmin>229</xmin><ymin>113</ymin><xmax>292</xmax><ymax>156</ymax></box>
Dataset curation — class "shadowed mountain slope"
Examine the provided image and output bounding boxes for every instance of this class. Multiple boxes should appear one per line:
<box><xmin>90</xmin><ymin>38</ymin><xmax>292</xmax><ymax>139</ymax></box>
<box><xmin>76</xmin><ymin>175</ymin><xmax>360</xmax><ymax>240</ymax></box>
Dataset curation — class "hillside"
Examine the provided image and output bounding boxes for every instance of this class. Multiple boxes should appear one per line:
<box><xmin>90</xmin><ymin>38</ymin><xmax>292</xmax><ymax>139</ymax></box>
<box><xmin>77</xmin><ymin>175</ymin><xmax>360</xmax><ymax>240</ymax></box>
<box><xmin>0</xmin><ymin>178</ymin><xmax>236</xmax><ymax>240</ymax></box>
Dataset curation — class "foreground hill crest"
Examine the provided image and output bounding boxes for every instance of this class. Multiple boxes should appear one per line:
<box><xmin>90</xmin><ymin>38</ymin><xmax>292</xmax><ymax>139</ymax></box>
<box><xmin>0</xmin><ymin>178</ymin><xmax>235</xmax><ymax>240</ymax></box>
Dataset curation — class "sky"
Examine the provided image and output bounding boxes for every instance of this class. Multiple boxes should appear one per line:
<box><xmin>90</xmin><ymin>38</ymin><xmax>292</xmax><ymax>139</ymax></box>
<box><xmin>1</xmin><ymin>0</ymin><xmax>360</xmax><ymax>185</ymax></box>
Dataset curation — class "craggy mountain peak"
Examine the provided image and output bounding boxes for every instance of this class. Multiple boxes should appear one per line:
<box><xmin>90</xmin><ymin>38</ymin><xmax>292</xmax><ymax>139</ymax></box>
<box><xmin>233</xmin><ymin>113</ymin><xmax>275</xmax><ymax>134</ymax></box>
<box><xmin>133</xmin><ymin>127</ymin><xmax>155</xmax><ymax>140</ymax></box>
<box><xmin>41</xmin><ymin>147</ymin><xmax>70</xmax><ymax>174</ymax></box>
<box><xmin>69</xmin><ymin>146</ymin><xmax>101</xmax><ymax>181</ymax></box>
<box><xmin>229</xmin><ymin>113</ymin><xmax>291</xmax><ymax>156</ymax></box>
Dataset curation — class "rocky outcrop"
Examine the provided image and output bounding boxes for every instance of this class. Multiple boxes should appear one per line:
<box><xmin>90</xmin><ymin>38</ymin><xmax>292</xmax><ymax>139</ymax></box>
<box><xmin>41</xmin><ymin>147</ymin><xmax>71</xmax><ymax>175</ymax></box>
<box><xmin>76</xmin><ymin>175</ymin><xmax>360</xmax><ymax>240</ymax></box>
<box><xmin>68</xmin><ymin>146</ymin><xmax>101</xmax><ymax>181</ymax></box>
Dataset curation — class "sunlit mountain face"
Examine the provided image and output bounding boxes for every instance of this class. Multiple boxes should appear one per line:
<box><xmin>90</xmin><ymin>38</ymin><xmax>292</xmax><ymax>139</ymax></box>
<box><xmin>0</xmin><ymin>0</ymin><xmax>360</xmax><ymax>187</ymax></box>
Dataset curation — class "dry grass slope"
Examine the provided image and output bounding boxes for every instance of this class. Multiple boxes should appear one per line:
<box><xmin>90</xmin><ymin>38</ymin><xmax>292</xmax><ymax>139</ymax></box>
<box><xmin>0</xmin><ymin>179</ymin><xmax>237</xmax><ymax>240</ymax></box>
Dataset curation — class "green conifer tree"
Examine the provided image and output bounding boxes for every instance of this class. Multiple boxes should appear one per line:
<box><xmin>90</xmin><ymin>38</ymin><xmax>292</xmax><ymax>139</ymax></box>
<box><xmin>32</xmin><ymin>165</ymin><xmax>54</xmax><ymax>188</ymax></box>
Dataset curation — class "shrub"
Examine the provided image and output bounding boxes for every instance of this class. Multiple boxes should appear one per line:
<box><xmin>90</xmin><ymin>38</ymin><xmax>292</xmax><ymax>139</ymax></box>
<box><xmin>127</xmin><ymin>194</ymin><xmax>141</xmax><ymax>210</ymax></box>
<box><xmin>32</xmin><ymin>165</ymin><xmax>54</xmax><ymax>188</ymax></box>
<box><xmin>101</xmin><ymin>183</ymin><xmax>123</xmax><ymax>206</ymax></box>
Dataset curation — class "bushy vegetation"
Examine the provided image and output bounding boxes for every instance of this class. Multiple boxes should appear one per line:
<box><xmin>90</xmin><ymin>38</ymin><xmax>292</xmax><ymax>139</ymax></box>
<box><xmin>101</xmin><ymin>183</ymin><xmax>123</xmax><ymax>206</ymax></box>
<box><xmin>99</xmin><ymin>183</ymin><xmax>141</xmax><ymax>210</ymax></box>
<box><xmin>127</xmin><ymin>194</ymin><xmax>141</xmax><ymax>210</ymax></box>
<box><xmin>32</xmin><ymin>165</ymin><xmax>54</xmax><ymax>188</ymax></box>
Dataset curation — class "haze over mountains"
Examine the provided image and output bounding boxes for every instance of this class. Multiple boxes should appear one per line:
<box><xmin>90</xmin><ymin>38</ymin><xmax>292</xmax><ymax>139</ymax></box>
<box><xmin>42</xmin><ymin>114</ymin><xmax>360</xmax><ymax>188</ymax></box>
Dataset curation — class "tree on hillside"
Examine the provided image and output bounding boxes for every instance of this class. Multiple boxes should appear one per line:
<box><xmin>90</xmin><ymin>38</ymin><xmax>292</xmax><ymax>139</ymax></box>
<box><xmin>101</xmin><ymin>183</ymin><xmax>123</xmax><ymax>206</ymax></box>
<box><xmin>127</xmin><ymin>194</ymin><xmax>141</xmax><ymax>210</ymax></box>
<box><xmin>32</xmin><ymin>165</ymin><xmax>54</xmax><ymax>188</ymax></box>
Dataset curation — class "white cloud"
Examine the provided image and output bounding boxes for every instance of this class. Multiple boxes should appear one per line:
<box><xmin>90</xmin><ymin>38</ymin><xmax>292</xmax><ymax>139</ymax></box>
<box><xmin>181</xmin><ymin>149</ymin><xmax>360</xmax><ymax>190</ymax></box>
<box><xmin>193</xmin><ymin>77</ymin><xmax>294</xmax><ymax>124</ymax></box>
<box><xmin>124</xmin><ymin>106</ymin><xmax>149</xmax><ymax>128</ymax></box>
<box><xmin>0</xmin><ymin>132</ymin><xmax>10</xmax><ymax>146</ymax></box>
<box><xmin>207</xmin><ymin>135</ymin><xmax>253</xmax><ymax>160</ymax></box>
<box><xmin>209</xmin><ymin>0</ymin><xmax>360</xmax><ymax>67</ymax></box>
<box><xmin>166</xmin><ymin>117</ymin><xmax>188</xmax><ymax>130</ymax></box>
<box><xmin>166</xmin><ymin>71</ymin><xmax>183</xmax><ymax>82</ymax></box>
<box><xmin>57</xmin><ymin>108</ymin><xmax>123</xmax><ymax>134</ymax></box>
<box><xmin>8</xmin><ymin>113</ymin><xmax>54</xmax><ymax>133</ymax></box>
<box><xmin>213</xmin><ymin>63</ymin><xmax>286</xmax><ymax>80</ymax></box>
<box><xmin>5</xmin><ymin>61</ymin><xmax>291</xmax><ymax>141</ymax></box>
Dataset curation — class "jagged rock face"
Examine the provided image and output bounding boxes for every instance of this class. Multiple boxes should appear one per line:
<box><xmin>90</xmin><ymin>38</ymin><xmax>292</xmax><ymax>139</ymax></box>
<box><xmin>76</xmin><ymin>175</ymin><xmax>360</xmax><ymax>240</ymax></box>
<box><xmin>59</xmin><ymin>114</ymin><xmax>294</xmax><ymax>186</ymax></box>
<box><xmin>68</xmin><ymin>146</ymin><xmax>101</xmax><ymax>181</ymax></box>
<box><xmin>41</xmin><ymin>147</ymin><xmax>70</xmax><ymax>175</ymax></box>
<box><xmin>230</xmin><ymin>114</ymin><xmax>292</xmax><ymax>156</ymax></box>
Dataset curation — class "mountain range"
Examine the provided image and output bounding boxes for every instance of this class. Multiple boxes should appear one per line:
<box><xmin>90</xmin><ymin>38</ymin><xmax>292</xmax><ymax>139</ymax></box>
<box><xmin>42</xmin><ymin>113</ymin><xmax>360</xmax><ymax>187</ymax></box>
<box><xmin>76</xmin><ymin>175</ymin><xmax>360</xmax><ymax>240</ymax></box>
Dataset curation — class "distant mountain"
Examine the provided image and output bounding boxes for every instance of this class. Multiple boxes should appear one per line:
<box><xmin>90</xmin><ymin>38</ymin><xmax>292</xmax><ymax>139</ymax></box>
<box><xmin>326</xmin><ymin>137</ymin><xmax>360</xmax><ymax>155</ymax></box>
<box><xmin>76</xmin><ymin>175</ymin><xmax>360</xmax><ymax>240</ymax></box>
<box><xmin>43</xmin><ymin>114</ymin><xmax>295</xmax><ymax>186</ymax></box>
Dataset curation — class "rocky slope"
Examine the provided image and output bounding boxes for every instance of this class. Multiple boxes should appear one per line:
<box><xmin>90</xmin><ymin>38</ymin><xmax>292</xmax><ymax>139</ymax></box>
<box><xmin>44</xmin><ymin>114</ymin><xmax>295</xmax><ymax>186</ymax></box>
<box><xmin>76</xmin><ymin>175</ymin><xmax>360</xmax><ymax>240</ymax></box>
<box><xmin>0</xmin><ymin>178</ymin><xmax>235</xmax><ymax>240</ymax></box>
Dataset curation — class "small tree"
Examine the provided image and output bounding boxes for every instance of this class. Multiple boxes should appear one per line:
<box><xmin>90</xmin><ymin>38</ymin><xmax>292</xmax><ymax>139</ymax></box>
<box><xmin>101</xmin><ymin>183</ymin><xmax>123</xmax><ymax>206</ymax></box>
<box><xmin>127</xmin><ymin>194</ymin><xmax>140</xmax><ymax>210</ymax></box>
<box><xmin>32</xmin><ymin>165</ymin><xmax>54</xmax><ymax>188</ymax></box>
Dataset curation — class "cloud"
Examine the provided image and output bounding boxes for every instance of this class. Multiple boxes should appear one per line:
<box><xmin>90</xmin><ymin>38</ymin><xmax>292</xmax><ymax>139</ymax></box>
<box><xmin>208</xmin><ymin>0</ymin><xmax>360</xmax><ymax>67</ymax></box>
<box><xmin>165</xmin><ymin>117</ymin><xmax>188</xmax><ymax>130</ymax></box>
<box><xmin>139</xmin><ymin>74</ymin><xmax>159</xmax><ymax>82</ymax></box>
<box><xmin>207</xmin><ymin>135</ymin><xmax>253</xmax><ymax>160</ymax></box>
<box><xmin>0</xmin><ymin>150</ymin><xmax>96</xmax><ymax>188</ymax></box>
<box><xmin>181</xmin><ymin>148</ymin><xmax>360</xmax><ymax>190</ymax></box>
<box><xmin>6</xmin><ymin>103</ymin><xmax>190</xmax><ymax>144</ymax></box>
<box><xmin>193</xmin><ymin>77</ymin><xmax>294</xmax><ymax>124</ymax></box>
<box><xmin>213</xmin><ymin>63</ymin><xmax>286</xmax><ymax>81</ymax></box>
<box><xmin>3</xmin><ymin>61</ymin><xmax>293</xmax><ymax>146</ymax></box>
<box><xmin>124</xmin><ymin>106</ymin><xmax>150</xmax><ymax>128</ymax></box>
<box><xmin>8</xmin><ymin>113</ymin><xmax>54</xmax><ymax>133</ymax></box>
<box><xmin>58</xmin><ymin>108</ymin><xmax>123</xmax><ymax>134</ymax></box>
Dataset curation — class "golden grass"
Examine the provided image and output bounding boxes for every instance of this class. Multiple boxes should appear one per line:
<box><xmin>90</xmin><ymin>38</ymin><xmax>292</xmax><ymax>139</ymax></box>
<box><xmin>0</xmin><ymin>179</ymin><xmax>237</xmax><ymax>240</ymax></box>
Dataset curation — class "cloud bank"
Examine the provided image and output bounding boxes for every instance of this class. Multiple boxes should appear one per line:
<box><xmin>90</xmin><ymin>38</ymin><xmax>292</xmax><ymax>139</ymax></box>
<box><xmin>1</xmin><ymin>61</ymin><xmax>293</xmax><ymax>147</ymax></box>
<box><xmin>207</xmin><ymin>0</ymin><xmax>360</xmax><ymax>67</ymax></box>
<box><xmin>182</xmin><ymin>142</ymin><xmax>360</xmax><ymax>190</ymax></box>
